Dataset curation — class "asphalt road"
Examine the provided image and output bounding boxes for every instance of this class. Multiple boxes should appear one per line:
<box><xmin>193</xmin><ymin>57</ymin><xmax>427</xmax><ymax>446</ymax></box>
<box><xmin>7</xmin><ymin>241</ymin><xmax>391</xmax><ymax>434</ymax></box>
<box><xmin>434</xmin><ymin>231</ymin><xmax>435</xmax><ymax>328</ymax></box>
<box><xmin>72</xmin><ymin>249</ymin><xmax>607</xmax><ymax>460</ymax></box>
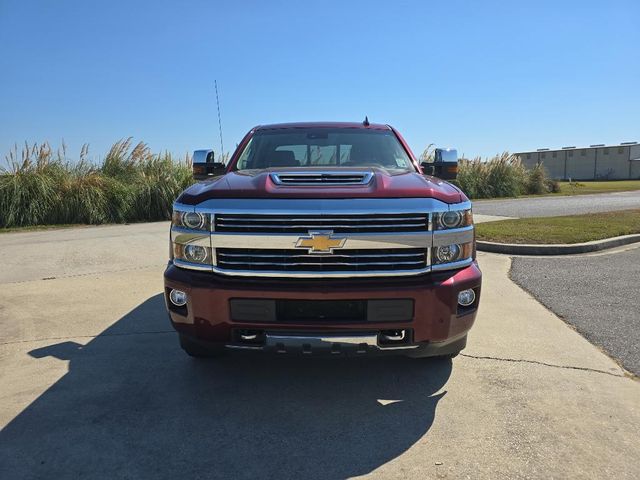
<box><xmin>474</xmin><ymin>189</ymin><xmax>640</xmax><ymax>218</ymax></box>
<box><xmin>511</xmin><ymin>245</ymin><xmax>640</xmax><ymax>376</ymax></box>
<box><xmin>1</xmin><ymin>224</ymin><xmax>639</xmax><ymax>479</ymax></box>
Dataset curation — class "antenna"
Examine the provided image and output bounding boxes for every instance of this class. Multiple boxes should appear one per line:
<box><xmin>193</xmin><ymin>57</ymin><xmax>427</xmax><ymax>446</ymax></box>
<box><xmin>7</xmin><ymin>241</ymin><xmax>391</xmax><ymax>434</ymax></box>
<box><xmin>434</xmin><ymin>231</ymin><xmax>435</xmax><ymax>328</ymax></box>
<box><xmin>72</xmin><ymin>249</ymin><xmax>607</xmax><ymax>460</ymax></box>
<box><xmin>214</xmin><ymin>80</ymin><xmax>224</xmax><ymax>158</ymax></box>
<box><xmin>363</xmin><ymin>116</ymin><xmax>370</xmax><ymax>127</ymax></box>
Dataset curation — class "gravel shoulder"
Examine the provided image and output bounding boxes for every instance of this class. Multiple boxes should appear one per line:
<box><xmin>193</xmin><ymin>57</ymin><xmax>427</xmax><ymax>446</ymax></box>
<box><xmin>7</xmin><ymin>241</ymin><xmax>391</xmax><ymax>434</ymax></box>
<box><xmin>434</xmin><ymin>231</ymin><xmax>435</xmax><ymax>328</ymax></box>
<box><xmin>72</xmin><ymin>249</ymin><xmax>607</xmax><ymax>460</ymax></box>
<box><xmin>510</xmin><ymin>245</ymin><xmax>640</xmax><ymax>375</ymax></box>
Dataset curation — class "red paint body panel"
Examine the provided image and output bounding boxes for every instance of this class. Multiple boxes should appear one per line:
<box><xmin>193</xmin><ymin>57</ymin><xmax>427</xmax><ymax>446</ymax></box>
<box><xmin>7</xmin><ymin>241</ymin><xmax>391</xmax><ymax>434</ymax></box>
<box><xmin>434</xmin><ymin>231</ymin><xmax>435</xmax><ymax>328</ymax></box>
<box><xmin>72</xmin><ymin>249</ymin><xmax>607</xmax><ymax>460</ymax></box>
<box><xmin>255</xmin><ymin>121</ymin><xmax>392</xmax><ymax>131</ymax></box>
<box><xmin>164</xmin><ymin>262</ymin><xmax>482</xmax><ymax>345</ymax></box>
<box><xmin>177</xmin><ymin>169</ymin><xmax>463</xmax><ymax>203</ymax></box>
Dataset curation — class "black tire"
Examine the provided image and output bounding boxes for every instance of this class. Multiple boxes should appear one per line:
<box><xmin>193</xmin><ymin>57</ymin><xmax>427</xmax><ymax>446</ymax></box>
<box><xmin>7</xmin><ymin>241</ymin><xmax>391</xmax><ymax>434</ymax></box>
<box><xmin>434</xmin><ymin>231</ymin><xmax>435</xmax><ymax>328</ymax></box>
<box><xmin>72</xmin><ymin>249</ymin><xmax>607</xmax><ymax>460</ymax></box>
<box><xmin>179</xmin><ymin>334</ymin><xmax>225</xmax><ymax>358</ymax></box>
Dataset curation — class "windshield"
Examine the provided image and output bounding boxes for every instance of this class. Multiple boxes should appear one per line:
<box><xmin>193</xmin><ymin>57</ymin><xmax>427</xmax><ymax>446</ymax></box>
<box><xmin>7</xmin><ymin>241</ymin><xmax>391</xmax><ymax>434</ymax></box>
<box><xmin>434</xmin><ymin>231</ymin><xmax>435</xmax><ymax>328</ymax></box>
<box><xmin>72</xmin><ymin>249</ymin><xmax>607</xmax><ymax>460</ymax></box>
<box><xmin>234</xmin><ymin>128</ymin><xmax>415</xmax><ymax>172</ymax></box>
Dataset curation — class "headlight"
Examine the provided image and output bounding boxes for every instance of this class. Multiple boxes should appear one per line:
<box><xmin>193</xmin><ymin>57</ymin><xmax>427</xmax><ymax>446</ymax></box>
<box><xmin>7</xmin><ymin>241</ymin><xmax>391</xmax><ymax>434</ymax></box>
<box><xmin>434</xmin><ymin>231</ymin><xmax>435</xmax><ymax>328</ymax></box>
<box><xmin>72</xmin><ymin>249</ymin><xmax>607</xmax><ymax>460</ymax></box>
<box><xmin>172</xmin><ymin>209</ymin><xmax>210</xmax><ymax>231</ymax></box>
<box><xmin>440</xmin><ymin>211</ymin><xmax>462</xmax><ymax>229</ymax></box>
<box><xmin>185</xmin><ymin>244</ymin><xmax>208</xmax><ymax>263</ymax></box>
<box><xmin>435</xmin><ymin>209</ymin><xmax>472</xmax><ymax>230</ymax></box>
<box><xmin>434</xmin><ymin>244</ymin><xmax>461</xmax><ymax>263</ymax></box>
<box><xmin>173</xmin><ymin>243</ymin><xmax>212</xmax><ymax>265</ymax></box>
<box><xmin>183</xmin><ymin>212</ymin><xmax>205</xmax><ymax>229</ymax></box>
<box><xmin>432</xmin><ymin>242</ymin><xmax>473</xmax><ymax>265</ymax></box>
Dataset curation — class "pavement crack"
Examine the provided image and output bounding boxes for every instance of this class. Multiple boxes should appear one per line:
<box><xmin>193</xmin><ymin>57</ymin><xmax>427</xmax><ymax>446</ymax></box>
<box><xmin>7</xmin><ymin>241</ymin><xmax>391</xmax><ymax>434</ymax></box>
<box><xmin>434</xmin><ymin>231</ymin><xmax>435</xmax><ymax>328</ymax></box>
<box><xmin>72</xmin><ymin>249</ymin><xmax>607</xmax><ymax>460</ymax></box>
<box><xmin>1</xmin><ymin>264</ymin><xmax>164</xmax><ymax>285</ymax></box>
<box><xmin>0</xmin><ymin>330</ymin><xmax>175</xmax><ymax>346</ymax></box>
<box><xmin>460</xmin><ymin>353</ymin><xmax>625</xmax><ymax>378</ymax></box>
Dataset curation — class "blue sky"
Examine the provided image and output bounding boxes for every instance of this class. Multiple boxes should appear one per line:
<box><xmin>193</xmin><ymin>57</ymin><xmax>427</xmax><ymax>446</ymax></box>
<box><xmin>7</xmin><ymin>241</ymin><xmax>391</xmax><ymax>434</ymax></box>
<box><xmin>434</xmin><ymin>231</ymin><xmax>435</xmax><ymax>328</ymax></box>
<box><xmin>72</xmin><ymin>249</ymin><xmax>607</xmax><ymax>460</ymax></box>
<box><xmin>1</xmin><ymin>0</ymin><xmax>638</xmax><ymax>162</ymax></box>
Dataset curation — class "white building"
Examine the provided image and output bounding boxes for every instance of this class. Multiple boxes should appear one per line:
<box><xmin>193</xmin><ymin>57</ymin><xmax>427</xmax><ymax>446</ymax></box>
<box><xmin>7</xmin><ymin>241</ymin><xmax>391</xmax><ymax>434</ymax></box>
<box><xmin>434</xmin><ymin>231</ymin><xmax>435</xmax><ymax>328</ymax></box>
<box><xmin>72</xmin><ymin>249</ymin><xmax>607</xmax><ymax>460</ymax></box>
<box><xmin>515</xmin><ymin>142</ymin><xmax>640</xmax><ymax>180</ymax></box>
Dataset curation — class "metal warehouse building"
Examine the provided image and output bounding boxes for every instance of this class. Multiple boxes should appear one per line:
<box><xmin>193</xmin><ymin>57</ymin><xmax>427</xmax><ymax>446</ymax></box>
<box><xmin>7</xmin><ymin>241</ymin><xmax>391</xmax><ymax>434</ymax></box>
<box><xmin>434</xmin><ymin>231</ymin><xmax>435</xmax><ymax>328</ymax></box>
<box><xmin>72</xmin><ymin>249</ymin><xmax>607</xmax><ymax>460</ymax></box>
<box><xmin>516</xmin><ymin>142</ymin><xmax>640</xmax><ymax>180</ymax></box>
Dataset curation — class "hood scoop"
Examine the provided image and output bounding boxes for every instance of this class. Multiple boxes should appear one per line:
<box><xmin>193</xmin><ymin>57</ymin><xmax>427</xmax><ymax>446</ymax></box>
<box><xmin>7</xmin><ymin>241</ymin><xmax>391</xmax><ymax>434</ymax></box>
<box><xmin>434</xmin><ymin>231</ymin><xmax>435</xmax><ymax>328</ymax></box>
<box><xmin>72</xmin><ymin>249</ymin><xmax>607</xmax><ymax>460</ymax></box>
<box><xmin>270</xmin><ymin>171</ymin><xmax>373</xmax><ymax>186</ymax></box>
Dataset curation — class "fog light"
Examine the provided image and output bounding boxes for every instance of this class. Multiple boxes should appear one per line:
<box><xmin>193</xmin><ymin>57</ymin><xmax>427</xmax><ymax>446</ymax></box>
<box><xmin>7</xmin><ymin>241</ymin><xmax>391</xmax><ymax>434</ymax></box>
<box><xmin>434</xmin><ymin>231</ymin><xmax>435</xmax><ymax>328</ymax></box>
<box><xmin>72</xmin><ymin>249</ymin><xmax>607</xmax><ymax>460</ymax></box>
<box><xmin>169</xmin><ymin>289</ymin><xmax>187</xmax><ymax>306</ymax></box>
<box><xmin>185</xmin><ymin>244</ymin><xmax>208</xmax><ymax>263</ymax></box>
<box><xmin>435</xmin><ymin>244</ymin><xmax>461</xmax><ymax>263</ymax></box>
<box><xmin>458</xmin><ymin>289</ymin><xmax>476</xmax><ymax>307</ymax></box>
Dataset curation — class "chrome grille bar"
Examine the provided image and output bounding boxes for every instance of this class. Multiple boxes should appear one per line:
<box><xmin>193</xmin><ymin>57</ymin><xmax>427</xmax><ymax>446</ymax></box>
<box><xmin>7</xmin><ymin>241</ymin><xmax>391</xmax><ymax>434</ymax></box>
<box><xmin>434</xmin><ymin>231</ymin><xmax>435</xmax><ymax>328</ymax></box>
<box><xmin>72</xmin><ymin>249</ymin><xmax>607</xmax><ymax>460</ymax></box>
<box><xmin>218</xmin><ymin>261</ymin><xmax>425</xmax><ymax>266</ymax></box>
<box><xmin>270</xmin><ymin>171</ymin><xmax>373</xmax><ymax>185</ymax></box>
<box><xmin>214</xmin><ymin>213</ymin><xmax>429</xmax><ymax>233</ymax></box>
<box><xmin>216</xmin><ymin>248</ymin><xmax>427</xmax><ymax>272</ymax></box>
<box><xmin>217</xmin><ymin>251</ymin><xmax>423</xmax><ymax>258</ymax></box>
<box><xmin>216</xmin><ymin>223</ymin><xmax>428</xmax><ymax>229</ymax></box>
<box><xmin>216</xmin><ymin>216</ymin><xmax>427</xmax><ymax>222</ymax></box>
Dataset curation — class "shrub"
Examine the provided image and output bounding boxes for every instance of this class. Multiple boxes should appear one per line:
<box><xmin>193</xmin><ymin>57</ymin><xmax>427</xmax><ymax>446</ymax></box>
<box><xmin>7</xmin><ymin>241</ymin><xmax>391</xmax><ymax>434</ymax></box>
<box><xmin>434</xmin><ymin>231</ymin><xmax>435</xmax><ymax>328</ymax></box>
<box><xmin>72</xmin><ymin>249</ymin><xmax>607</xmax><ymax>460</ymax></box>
<box><xmin>99</xmin><ymin>138</ymin><xmax>193</xmax><ymax>222</ymax></box>
<box><xmin>0</xmin><ymin>143</ymin><xmax>66</xmax><ymax>227</ymax></box>
<box><xmin>124</xmin><ymin>152</ymin><xmax>193</xmax><ymax>222</ymax></box>
<box><xmin>526</xmin><ymin>163</ymin><xmax>547</xmax><ymax>195</ymax></box>
<box><xmin>545</xmin><ymin>179</ymin><xmax>561</xmax><ymax>193</ymax></box>
<box><xmin>456</xmin><ymin>152</ymin><xmax>554</xmax><ymax>199</ymax></box>
<box><xmin>0</xmin><ymin>139</ymin><xmax>193</xmax><ymax>228</ymax></box>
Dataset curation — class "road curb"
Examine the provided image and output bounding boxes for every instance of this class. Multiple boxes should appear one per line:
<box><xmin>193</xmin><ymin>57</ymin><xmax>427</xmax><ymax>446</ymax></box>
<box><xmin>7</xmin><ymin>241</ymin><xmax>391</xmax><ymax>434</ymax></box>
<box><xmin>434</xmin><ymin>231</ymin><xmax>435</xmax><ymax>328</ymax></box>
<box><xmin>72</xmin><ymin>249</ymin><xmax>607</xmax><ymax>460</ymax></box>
<box><xmin>477</xmin><ymin>234</ymin><xmax>640</xmax><ymax>255</ymax></box>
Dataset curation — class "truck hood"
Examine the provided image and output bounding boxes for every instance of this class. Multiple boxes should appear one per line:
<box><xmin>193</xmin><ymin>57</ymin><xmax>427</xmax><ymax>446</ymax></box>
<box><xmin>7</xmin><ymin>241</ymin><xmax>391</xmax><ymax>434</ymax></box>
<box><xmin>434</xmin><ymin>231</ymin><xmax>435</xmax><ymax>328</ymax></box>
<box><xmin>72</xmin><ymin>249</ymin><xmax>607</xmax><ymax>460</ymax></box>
<box><xmin>177</xmin><ymin>168</ymin><xmax>466</xmax><ymax>205</ymax></box>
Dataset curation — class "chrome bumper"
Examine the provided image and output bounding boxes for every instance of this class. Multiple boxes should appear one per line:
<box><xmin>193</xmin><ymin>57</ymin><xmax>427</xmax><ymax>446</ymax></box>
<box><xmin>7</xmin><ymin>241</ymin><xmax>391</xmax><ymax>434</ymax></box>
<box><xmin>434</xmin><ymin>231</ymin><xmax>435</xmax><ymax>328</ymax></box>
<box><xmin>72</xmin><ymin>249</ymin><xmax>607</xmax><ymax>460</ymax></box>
<box><xmin>226</xmin><ymin>332</ymin><xmax>419</xmax><ymax>354</ymax></box>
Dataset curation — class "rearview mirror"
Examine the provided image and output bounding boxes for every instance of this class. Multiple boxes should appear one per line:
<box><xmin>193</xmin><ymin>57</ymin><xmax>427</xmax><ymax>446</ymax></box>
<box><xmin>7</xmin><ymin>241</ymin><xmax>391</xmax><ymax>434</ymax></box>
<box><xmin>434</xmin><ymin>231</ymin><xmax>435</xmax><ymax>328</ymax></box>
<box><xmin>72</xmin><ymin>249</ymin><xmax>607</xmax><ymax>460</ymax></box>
<box><xmin>192</xmin><ymin>149</ymin><xmax>226</xmax><ymax>181</ymax></box>
<box><xmin>422</xmin><ymin>148</ymin><xmax>458</xmax><ymax>180</ymax></box>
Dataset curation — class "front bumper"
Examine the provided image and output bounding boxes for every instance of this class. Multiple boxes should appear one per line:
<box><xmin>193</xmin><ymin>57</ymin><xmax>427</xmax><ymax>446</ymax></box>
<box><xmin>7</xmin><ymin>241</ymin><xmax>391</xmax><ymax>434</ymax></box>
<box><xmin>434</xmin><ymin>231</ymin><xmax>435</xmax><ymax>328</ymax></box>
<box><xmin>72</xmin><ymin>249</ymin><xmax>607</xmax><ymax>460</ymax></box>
<box><xmin>163</xmin><ymin>261</ymin><xmax>482</xmax><ymax>354</ymax></box>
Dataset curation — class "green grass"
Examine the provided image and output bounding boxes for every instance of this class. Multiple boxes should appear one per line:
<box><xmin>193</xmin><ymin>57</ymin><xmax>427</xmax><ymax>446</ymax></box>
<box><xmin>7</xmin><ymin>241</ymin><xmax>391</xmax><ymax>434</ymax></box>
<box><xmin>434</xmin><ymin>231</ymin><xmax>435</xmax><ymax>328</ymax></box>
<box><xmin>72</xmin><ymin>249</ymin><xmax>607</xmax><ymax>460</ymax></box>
<box><xmin>476</xmin><ymin>209</ymin><xmax>640</xmax><ymax>244</ymax></box>
<box><xmin>555</xmin><ymin>180</ymin><xmax>640</xmax><ymax>196</ymax></box>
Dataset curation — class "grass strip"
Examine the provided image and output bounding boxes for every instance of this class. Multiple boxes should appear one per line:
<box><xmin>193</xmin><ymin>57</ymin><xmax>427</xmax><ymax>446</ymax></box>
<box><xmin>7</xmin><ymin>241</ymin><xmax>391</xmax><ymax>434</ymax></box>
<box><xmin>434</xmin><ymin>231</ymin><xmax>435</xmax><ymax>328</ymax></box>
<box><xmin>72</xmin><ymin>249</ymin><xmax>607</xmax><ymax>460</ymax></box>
<box><xmin>476</xmin><ymin>209</ymin><xmax>640</xmax><ymax>244</ymax></box>
<box><xmin>555</xmin><ymin>180</ymin><xmax>640</xmax><ymax>196</ymax></box>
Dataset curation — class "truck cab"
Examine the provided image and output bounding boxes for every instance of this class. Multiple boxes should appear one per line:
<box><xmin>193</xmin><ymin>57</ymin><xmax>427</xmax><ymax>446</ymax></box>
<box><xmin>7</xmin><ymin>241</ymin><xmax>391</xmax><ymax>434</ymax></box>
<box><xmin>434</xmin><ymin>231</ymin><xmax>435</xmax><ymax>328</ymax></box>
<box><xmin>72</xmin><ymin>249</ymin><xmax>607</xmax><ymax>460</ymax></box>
<box><xmin>164</xmin><ymin>122</ymin><xmax>481</xmax><ymax>358</ymax></box>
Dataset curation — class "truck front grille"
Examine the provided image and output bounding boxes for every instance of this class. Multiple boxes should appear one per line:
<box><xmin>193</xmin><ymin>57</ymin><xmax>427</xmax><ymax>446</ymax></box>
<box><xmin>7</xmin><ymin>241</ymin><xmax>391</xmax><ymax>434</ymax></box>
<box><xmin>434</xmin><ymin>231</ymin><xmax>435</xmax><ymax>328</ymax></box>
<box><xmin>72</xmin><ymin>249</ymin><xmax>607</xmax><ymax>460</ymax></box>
<box><xmin>214</xmin><ymin>213</ymin><xmax>429</xmax><ymax>233</ymax></box>
<box><xmin>216</xmin><ymin>248</ymin><xmax>427</xmax><ymax>272</ymax></box>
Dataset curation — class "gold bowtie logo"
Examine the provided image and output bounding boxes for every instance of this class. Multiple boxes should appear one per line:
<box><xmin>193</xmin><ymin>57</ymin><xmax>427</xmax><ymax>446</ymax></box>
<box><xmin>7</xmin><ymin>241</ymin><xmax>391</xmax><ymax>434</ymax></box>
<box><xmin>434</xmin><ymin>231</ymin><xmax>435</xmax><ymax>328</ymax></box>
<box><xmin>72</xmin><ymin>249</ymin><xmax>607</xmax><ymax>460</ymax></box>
<box><xmin>296</xmin><ymin>231</ymin><xmax>346</xmax><ymax>254</ymax></box>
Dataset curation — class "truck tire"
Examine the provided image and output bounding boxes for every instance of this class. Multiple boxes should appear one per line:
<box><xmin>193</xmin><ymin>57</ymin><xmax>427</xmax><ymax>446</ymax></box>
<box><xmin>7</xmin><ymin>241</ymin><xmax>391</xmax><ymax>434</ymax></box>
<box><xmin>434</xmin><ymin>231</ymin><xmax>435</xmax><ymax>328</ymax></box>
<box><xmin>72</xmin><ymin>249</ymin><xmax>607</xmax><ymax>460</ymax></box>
<box><xmin>179</xmin><ymin>334</ymin><xmax>225</xmax><ymax>358</ymax></box>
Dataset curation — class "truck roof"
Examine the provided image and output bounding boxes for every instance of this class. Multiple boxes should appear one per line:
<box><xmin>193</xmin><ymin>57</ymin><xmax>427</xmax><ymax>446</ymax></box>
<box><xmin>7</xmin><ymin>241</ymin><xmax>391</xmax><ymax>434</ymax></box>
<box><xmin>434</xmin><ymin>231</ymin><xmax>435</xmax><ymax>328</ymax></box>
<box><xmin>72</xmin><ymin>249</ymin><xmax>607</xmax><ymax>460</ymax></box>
<box><xmin>254</xmin><ymin>121</ymin><xmax>392</xmax><ymax>131</ymax></box>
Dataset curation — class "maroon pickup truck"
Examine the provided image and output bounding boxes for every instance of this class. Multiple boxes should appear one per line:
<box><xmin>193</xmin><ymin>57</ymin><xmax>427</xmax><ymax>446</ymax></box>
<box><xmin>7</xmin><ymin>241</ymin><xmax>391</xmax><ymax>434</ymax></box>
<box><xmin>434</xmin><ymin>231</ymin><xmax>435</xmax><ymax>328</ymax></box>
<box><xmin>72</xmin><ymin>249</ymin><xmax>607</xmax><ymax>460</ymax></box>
<box><xmin>164</xmin><ymin>121</ymin><xmax>481</xmax><ymax>358</ymax></box>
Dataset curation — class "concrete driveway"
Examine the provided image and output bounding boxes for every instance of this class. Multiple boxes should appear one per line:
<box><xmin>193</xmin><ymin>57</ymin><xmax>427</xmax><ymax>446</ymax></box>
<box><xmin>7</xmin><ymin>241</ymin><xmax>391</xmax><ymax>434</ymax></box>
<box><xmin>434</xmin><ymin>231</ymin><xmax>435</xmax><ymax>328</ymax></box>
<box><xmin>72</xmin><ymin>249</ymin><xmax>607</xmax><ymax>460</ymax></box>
<box><xmin>1</xmin><ymin>224</ymin><xmax>639</xmax><ymax>479</ymax></box>
<box><xmin>511</xmin><ymin>245</ymin><xmax>640</xmax><ymax>375</ymax></box>
<box><xmin>474</xmin><ymin>189</ymin><xmax>640</xmax><ymax>218</ymax></box>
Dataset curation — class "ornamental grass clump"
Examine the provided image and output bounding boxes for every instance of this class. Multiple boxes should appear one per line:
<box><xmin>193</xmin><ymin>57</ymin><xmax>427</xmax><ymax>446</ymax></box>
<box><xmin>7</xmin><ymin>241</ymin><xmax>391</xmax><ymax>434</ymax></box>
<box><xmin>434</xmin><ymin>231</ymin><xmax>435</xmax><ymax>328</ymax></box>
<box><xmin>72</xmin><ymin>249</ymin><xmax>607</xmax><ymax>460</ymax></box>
<box><xmin>0</xmin><ymin>142</ymin><xmax>67</xmax><ymax>227</ymax></box>
<box><xmin>0</xmin><ymin>139</ymin><xmax>193</xmax><ymax>228</ymax></box>
<box><xmin>100</xmin><ymin>138</ymin><xmax>193</xmax><ymax>222</ymax></box>
<box><xmin>456</xmin><ymin>152</ymin><xmax>554</xmax><ymax>199</ymax></box>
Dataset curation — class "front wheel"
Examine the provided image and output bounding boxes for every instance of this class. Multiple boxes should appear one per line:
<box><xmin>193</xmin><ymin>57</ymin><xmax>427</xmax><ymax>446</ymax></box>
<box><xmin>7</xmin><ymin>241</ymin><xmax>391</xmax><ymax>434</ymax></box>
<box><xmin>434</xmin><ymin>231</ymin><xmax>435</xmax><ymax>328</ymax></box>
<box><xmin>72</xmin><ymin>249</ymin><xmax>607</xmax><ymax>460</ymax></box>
<box><xmin>179</xmin><ymin>334</ymin><xmax>225</xmax><ymax>358</ymax></box>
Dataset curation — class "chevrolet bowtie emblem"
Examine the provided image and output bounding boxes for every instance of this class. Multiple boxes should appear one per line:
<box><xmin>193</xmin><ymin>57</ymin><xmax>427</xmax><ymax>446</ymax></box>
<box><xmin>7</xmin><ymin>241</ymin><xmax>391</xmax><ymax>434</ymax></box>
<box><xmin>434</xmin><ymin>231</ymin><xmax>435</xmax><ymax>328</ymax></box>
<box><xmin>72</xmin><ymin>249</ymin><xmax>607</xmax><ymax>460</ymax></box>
<box><xmin>296</xmin><ymin>231</ymin><xmax>346</xmax><ymax>254</ymax></box>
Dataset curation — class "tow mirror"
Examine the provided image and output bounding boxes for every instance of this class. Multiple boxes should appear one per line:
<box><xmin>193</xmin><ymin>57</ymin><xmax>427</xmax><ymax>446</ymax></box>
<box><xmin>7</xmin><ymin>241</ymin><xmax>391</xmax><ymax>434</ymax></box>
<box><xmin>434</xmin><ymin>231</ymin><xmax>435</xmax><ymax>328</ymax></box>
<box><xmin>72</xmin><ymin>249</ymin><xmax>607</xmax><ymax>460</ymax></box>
<box><xmin>422</xmin><ymin>148</ymin><xmax>458</xmax><ymax>180</ymax></box>
<box><xmin>193</xmin><ymin>149</ymin><xmax>226</xmax><ymax>180</ymax></box>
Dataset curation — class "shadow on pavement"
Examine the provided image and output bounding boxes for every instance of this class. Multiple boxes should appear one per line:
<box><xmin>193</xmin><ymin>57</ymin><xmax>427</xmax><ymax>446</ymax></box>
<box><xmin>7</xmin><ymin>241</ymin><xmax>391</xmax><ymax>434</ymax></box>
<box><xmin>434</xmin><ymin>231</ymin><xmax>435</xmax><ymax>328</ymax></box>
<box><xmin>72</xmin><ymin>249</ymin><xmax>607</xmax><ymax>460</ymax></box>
<box><xmin>1</xmin><ymin>294</ymin><xmax>452</xmax><ymax>479</ymax></box>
